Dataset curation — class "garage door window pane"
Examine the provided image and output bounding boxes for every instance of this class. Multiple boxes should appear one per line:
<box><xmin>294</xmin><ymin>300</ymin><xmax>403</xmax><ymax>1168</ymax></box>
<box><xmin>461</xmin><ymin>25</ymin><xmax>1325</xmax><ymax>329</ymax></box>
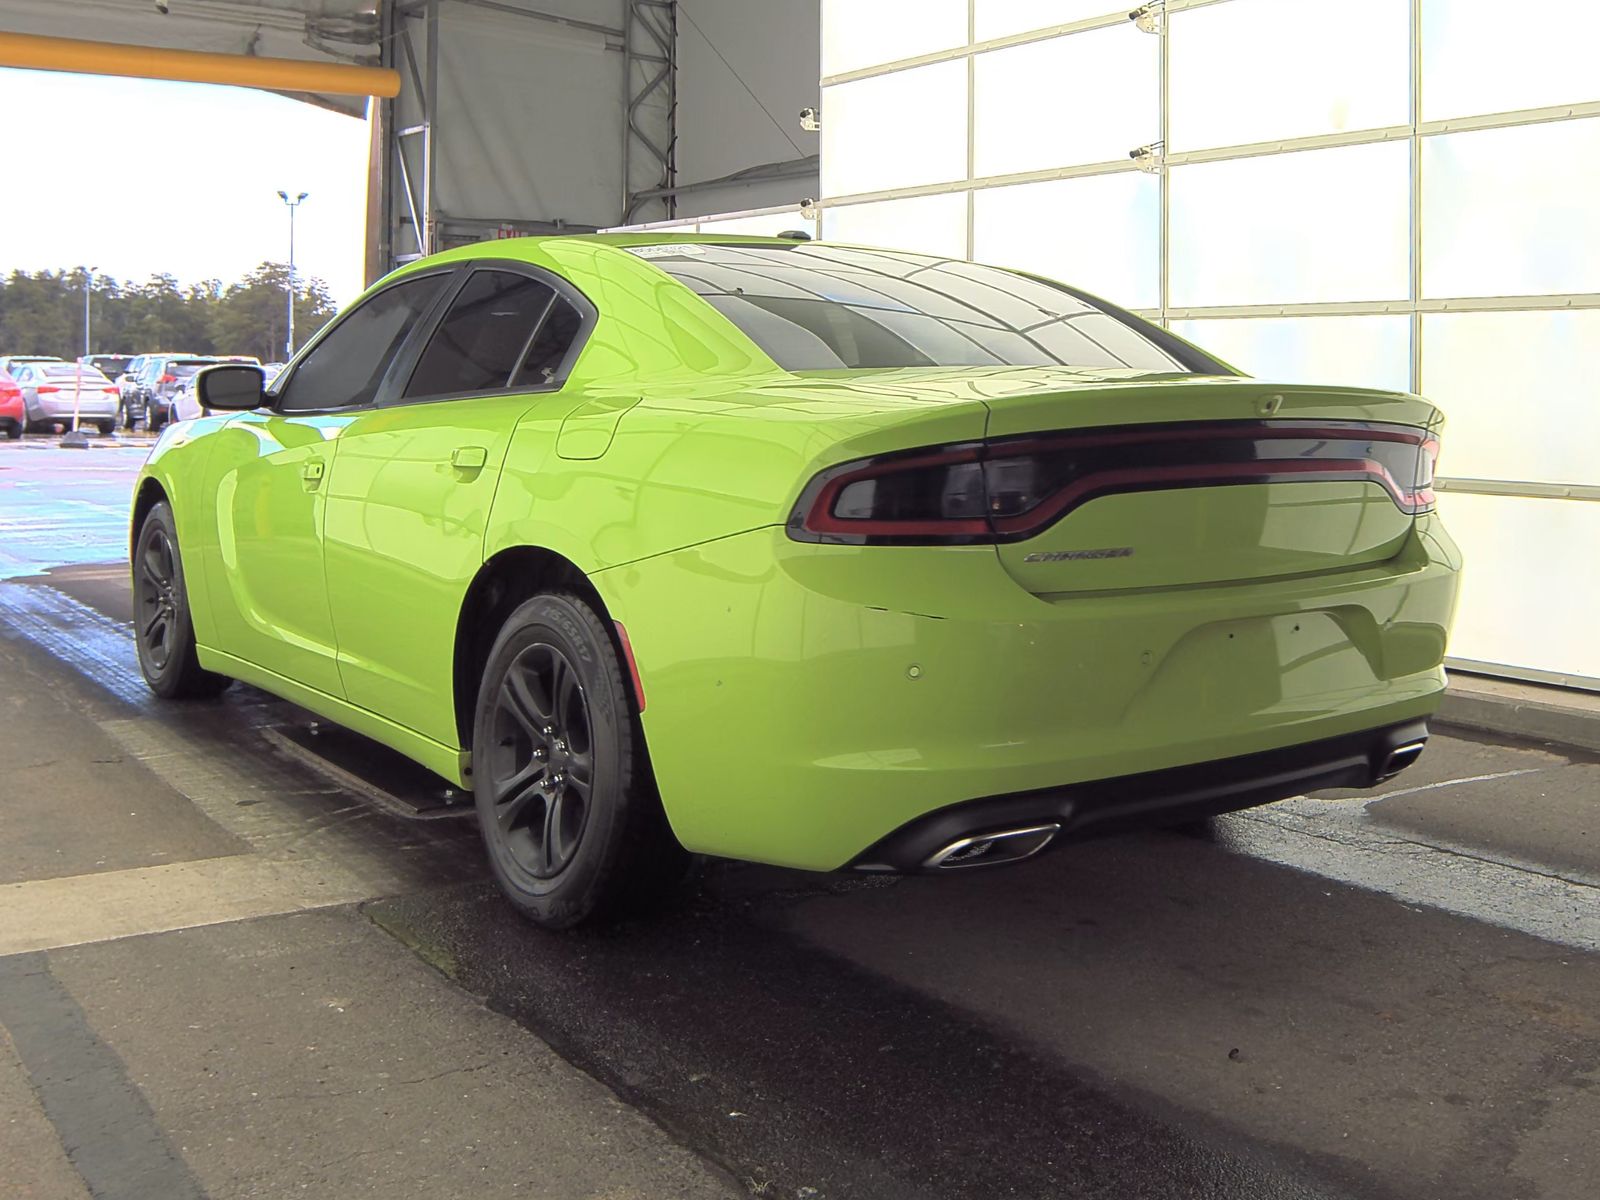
<box><xmin>1169</xmin><ymin>141</ymin><xmax>1409</xmax><ymax>307</ymax></box>
<box><xmin>1421</xmin><ymin>119</ymin><xmax>1600</xmax><ymax>299</ymax></box>
<box><xmin>1421</xmin><ymin>311</ymin><xmax>1600</xmax><ymax>487</ymax></box>
<box><xmin>975</xmin><ymin>0</ymin><xmax>1124</xmax><ymax>41</ymax></box>
<box><xmin>1168</xmin><ymin>316</ymin><xmax>1411</xmax><ymax>394</ymax></box>
<box><xmin>973</xmin><ymin>172</ymin><xmax>1159</xmax><ymax>310</ymax></box>
<box><xmin>1422</xmin><ymin>0</ymin><xmax>1600</xmax><ymax>121</ymax></box>
<box><xmin>974</xmin><ymin>26</ymin><xmax>1157</xmax><ymax>177</ymax></box>
<box><xmin>1439</xmin><ymin>492</ymin><xmax>1600</xmax><ymax>681</ymax></box>
<box><xmin>1169</xmin><ymin>0</ymin><xmax>1409</xmax><ymax>151</ymax></box>
<box><xmin>821</xmin><ymin>61</ymin><xmax>968</xmax><ymax>197</ymax></box>
<box><xmin>822</xmin><ymin>193</ymin><xmax>969</xmax><ymax>260</ymax></box>
<box><xmin>822</xmin><ymin>0</ymin><xmax>967</xmax><ymax>77</ymax></box>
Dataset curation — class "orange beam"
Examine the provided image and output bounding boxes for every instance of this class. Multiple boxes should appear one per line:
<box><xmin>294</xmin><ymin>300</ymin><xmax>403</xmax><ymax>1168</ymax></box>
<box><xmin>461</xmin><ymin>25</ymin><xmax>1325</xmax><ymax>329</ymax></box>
<box><xmin>0</xmin><ymin>30</ymin><xmax>400</xmax><ymax>98</ymax></box>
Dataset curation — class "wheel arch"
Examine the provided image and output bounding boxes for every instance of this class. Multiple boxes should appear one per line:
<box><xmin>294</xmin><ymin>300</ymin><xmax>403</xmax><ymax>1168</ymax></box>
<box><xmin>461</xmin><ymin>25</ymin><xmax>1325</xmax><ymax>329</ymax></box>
<box><xmin>453</xmin><ymin>545</ymin><xmax>635</xmax><ymax>756</ymax></box>
<box><xmin>130</xmin><ymin>476</ymin><xmax>170</xmax><ymax>559</ymax></box>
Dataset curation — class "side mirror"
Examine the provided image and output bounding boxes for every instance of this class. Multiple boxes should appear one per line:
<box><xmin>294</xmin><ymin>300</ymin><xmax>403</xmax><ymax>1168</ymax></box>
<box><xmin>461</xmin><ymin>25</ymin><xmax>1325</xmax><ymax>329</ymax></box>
<box><xmin>195</xmin><ymin>364</ymin><xmax>265</xmax><ymax>411</ymax></box>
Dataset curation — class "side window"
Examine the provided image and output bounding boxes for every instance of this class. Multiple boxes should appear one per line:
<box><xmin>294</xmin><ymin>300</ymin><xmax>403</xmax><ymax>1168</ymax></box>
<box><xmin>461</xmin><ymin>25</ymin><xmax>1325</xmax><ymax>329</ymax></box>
<box><xmin>403</xmin><ymin>270</ymin><xmax>557</xmax><ymax>399</ymax></box>
<box><xmin>277</xmin><ymin>274</ymin><xmax>445</xmax><ymax>413</ymax></box>
<box><xmin>511</xmin><ymin>296</ymin><xmax>583</xmax><ymax>389</ymax></box>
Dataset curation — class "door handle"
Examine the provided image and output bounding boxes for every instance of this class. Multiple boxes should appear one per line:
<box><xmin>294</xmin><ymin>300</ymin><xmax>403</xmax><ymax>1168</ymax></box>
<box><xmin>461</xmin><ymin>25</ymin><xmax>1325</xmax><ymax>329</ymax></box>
<box><xmin>451</xmin><ymin>446</ymin><xmax>488</xmax><ymax>472</ymax></box>
<box><xmin>301</xmin><ymin>459</ymin><xmax>325</xmax><ymax>489</ymax></box>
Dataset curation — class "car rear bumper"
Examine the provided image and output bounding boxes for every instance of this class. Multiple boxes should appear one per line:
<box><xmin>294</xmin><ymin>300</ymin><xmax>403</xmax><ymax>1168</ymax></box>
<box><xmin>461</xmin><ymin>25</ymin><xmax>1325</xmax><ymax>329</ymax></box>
<box><xmin>595</xmin><ymin>514</ymin><xmax>1461</xmax><ymax>871</ymax></box>
<box><xmin>32</xmin><ymin>396</ymin><xmax>118</xmax><ymax>420</ymax></box>
<box><xmin>849</xmin><ymin>717</ymin><xmax>1429</xmax><ymax>871</ymax></box>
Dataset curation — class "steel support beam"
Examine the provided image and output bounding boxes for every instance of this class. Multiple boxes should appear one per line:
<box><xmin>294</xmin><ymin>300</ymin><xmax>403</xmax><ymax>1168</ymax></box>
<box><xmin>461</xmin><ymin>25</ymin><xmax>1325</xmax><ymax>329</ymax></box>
<box><xmin>622</xmin><ymin>0</ymin><xmax>677</xmax><ymax>225</ymax></box>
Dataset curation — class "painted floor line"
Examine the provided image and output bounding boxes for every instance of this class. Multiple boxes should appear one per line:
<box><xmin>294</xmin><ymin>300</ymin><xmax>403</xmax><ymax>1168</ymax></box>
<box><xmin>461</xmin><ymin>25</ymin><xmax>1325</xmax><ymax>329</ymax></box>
<box><xmin>1363</xmin><ymin>767</ymin><xmax>1545</xmax><ymax>803</ymax></box>
<box><xmin>0</xmin><ymin>855</ymin><xmax>389</xmax><ymax>957</ymax></box>
<box><xmin>1226</xmin><ymin>798</ymin><xmax>1600</xmax><ymax>953</ymax></box>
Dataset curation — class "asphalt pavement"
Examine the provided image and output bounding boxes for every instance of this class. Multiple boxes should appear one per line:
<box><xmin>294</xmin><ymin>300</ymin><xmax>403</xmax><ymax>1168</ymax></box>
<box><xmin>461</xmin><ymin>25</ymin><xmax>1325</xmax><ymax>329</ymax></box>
<box><xmin>1</xmin><ymin>434</ymin><xmax>1596</xmax><ymax>1199</ymax></box>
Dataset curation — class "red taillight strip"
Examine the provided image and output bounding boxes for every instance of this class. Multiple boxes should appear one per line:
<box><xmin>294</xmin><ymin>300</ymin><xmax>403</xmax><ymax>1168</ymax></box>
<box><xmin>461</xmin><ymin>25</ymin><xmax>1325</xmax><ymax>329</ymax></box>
<box><xmin>987</xmin><ymin>456</ymin><xmax>1426</xmax><ymax>537</ymax></box>
<box><xmin>791</xmin><ymin>420</ymin><xmax>1436</xmax><ymax>545</ymax></box>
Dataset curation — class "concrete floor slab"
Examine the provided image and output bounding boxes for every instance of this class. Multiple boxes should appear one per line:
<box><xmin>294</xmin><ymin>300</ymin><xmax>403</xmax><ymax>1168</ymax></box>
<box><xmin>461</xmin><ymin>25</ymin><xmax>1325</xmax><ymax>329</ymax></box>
<box><xmin>0</xmin><ymin>635</ymin><xmax>245</xmax><ymax>885</ymax></box>
<box><xmin>777</xmin><ymin>831</ymin><xmax>1600</xmax><ymax>1200</ymax></box>
<box><xmin>43</xmin><ymin>907</ymin><xmax>737</xmax><ymax>1199</ymax></box>
<box><xmin>0</xmin><ymin>1025</ymin><xmax>91</xmax><ymax>1200</ymax></box>
<box><xmin>1352</xmin><ymin>734</ymin><xmax>1600</xmax><ymax>879</ymax></box>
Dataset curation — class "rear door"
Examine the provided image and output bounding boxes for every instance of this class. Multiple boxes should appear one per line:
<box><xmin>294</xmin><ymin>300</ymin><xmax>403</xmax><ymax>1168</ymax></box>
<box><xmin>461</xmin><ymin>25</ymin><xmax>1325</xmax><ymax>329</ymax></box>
<box><xmin>195</xmin><ymin>272</ymin><xmax>451</xmax><ymax>695</ymax></box>
<box><xmin>323</xmin><ymin>264</ymin><xmax>591</xmax><ymax>746</ymax></box>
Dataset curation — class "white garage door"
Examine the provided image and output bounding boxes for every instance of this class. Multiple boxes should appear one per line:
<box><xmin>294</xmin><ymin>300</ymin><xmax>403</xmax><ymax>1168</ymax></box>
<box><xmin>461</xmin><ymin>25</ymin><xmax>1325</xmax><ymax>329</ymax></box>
<box><xmin>817</xmin><ymin>0</ymin><xmax>1600</xmax><ymax>690</ymax></box>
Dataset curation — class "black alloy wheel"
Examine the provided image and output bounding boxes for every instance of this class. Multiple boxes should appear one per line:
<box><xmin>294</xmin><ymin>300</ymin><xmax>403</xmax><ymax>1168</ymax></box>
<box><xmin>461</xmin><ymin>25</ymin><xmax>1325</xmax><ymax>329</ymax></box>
<box><xmin>485</xmin><ymin>642</ymin><xmax>596</xmax><ymax>879</ymax></box>
<box><xmin>132</xmin><ymin>501</ymin><xmax>231</xmax><ymax>699</ymax></box>
<box><xmin>472</xmin><ymin>593</ymin><xmax>686</xmax><ymax>928</ymax></box>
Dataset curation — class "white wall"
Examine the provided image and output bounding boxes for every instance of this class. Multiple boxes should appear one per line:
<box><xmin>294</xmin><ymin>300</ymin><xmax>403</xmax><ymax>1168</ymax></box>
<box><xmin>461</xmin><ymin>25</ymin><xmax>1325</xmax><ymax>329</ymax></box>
<box><xmin>818</xmin><ymin>0</ymin><xmax>1600</xmax><ymax>688</ymax></box>
<box><xmin>673</xmin><ymin>0</ymin><xmax>820</xmax><ymax>218</ymax></box>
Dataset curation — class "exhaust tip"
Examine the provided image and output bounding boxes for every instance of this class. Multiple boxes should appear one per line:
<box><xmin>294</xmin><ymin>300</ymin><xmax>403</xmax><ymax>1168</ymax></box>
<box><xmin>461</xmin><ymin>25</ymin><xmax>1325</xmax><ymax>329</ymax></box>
<box><xmin>923</xmin><ymin>823</ymin><xmax>1060</xmax><ymax>870</ymax></box>
<box><xmin>1378</xmin><ymin>740</ymin><xmax>1426</xmax><ymax>780</ymax></box>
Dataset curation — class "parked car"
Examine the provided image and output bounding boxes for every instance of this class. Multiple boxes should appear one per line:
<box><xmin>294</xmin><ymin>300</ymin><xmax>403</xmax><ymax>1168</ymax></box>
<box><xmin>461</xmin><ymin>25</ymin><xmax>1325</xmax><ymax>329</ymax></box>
<box><xmin>80</xmin><ymin>353</ymin><xmax>135</xmax><ymax>382</ymax></box>
<box><xmin>0</xmin><ymin>370</ymin><xmax>23</xmax><ymax>439</ymax></box>
<box><xmin>0</xmin><ymin>354</ymin><xmax>63</xmax><ymax>376</ymax></box>
<box><xmin>117</xmin><ymin>354</ymin><xmax>156</xmax><ymax>428</ymax></box>
<box><xmin>12</xmin><ymin>360</ymin><xmax>118</xmax><ymax>433</ymax></box>
<box><xmin>130</xmin><ymin>235</ymin><xmax>1460</xmax><ymax>929</ymax></box>
<box><xmin>136</xmin><ymin>355</ymin><xmax>219</xmax><ymax>431</ymax></box>
<box><xmin>171</xmin><ymin>360</ymin><xmax>284</xmax><ymax>423</ymax></box>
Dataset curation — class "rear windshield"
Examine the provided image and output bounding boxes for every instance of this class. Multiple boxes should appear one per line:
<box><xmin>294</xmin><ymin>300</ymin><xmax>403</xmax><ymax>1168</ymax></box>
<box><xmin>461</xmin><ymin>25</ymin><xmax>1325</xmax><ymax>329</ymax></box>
<box><xmin>170</xmin><ymin>361</ymin><xmax>215</xmax><ymax>377</ymax></box>
<box><xmin>627</xmin><ymin>242</ymin><xmax>1226</xmax><ymax>374</ymax></box>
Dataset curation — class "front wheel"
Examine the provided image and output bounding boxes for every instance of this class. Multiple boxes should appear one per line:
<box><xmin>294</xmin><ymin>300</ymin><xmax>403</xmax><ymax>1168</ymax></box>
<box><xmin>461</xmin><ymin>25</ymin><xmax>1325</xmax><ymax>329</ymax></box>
<box><xmin>132</xmin><ymin>501</ymin><xmax>232</xmax><ymax>699</ymax></box>
<box><xmin>472</xmin><ymin>593</ymin><xmax>685</xmax><ymax>928</ymax></box>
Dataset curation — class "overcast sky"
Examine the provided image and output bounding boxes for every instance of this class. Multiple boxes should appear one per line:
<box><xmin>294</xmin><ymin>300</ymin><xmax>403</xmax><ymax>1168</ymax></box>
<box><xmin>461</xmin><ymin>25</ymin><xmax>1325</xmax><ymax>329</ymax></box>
<box><xmin>0</xmin><ymin>68</ymin><xmax>370</xmax><ymax>305</ymax></box>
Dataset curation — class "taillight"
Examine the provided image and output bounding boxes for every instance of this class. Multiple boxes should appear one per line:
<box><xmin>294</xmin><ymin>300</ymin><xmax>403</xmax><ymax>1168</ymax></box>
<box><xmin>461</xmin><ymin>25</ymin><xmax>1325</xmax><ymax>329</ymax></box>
<box><xmin>37</xmin><ymin>385</ymin><xmax>60</xmax><ymax>394</ymax></box>
<box><xmin>1412</xmin><ymin>436</ymin><xmax>1439</xmax><ymax>513</ymax></box>
<box><xmin>788</xmin><ymin>421</ymin><xmax>1441</xmax><ymax>546</ymax></box>
<box><xmin>160</xmin><ymin>373</ymin><xmax>177</xmax><ymax>383</ymax></box>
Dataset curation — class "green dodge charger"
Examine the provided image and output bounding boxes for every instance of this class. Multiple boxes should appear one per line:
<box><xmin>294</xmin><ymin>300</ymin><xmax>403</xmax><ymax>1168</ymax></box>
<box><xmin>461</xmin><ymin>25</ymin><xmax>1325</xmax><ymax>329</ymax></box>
<box><xmin>130</xmin><ymin>234</ymin><xmax>1460</xmax><ymax>926</ymax></box>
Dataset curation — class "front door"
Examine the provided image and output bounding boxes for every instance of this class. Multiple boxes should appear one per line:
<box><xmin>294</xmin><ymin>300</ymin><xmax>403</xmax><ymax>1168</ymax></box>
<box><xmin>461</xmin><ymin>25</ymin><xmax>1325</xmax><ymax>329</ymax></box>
<box><xmin>197</xmin><ymin>271</ymin><xmax>452</xmax><ymax>695</ymax></box>
<box><xmin>323</xmin><ymin>266</ymin><xmax>589</xmax><ymax>746</ymax></box>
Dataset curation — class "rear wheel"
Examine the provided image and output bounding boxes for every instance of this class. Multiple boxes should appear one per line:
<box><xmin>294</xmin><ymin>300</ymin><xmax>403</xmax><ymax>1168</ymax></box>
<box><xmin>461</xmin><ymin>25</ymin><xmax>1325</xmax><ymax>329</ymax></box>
<box><xmin>4</xmin><ymin>422</ymin><xmax>19</xmax><ymax>441</ymax></box>
<box><xmin>132</xmin><ymin>501</ymin><xmax>231</xmax><ymax>699</ymax></box>
<box><xmin>472</xmin><ymin>592</ymin><xmax>684</xmax><ymax>928</ymax></box>
<box><xmin>96</xmin><ymin>420</ymin><xmax>114</xmax><ymax>436</ymax></box>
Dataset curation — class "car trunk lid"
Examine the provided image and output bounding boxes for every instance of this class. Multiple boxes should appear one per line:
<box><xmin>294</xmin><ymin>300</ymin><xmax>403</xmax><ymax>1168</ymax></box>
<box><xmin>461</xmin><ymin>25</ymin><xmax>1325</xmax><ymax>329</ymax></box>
<box><xmin>979</xmin><ymin>378</ymin><xmax>1437</xmax><ymax>595</ymax></box>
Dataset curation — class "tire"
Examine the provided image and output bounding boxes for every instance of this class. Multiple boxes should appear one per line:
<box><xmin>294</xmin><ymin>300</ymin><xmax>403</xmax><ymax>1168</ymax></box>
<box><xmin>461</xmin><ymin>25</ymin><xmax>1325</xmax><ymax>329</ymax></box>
<box><xmin>117</xmin><ymin>401</ymin><xmax>133</xmax><ymax>431</ymax></box>
<box><xmin>471</xmin><ymin>592</ymin><xmax>685</xmax><ymax>929</ymax></box>
<box><xmin>132</xmin><ymin>501</ymin><xmax>231</xmax><ymax>699</ymax></box>
<box><xmin>4</xmin><ymin>422</ymin><xmax>19</xmax><ymax>441</ymax></box>
<box><xmin>97</xmin><ymin>421</ymin><xmax>114</xmax><ymax>436</ymax></box>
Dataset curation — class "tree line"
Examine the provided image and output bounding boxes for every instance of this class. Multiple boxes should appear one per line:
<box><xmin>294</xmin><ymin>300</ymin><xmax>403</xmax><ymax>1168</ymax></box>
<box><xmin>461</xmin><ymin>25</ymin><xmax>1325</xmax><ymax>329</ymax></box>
<box><xmin>0</xmin><ymin>263</ymin><xmax>340</xmax><ymax>365</ymax></box>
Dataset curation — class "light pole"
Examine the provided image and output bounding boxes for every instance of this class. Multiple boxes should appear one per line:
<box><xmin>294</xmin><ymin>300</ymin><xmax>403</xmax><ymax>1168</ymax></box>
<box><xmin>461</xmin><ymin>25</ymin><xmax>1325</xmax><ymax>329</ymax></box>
<box><xmin>277</xmin><ymin>190</ymin><xmax>308</xmax><ymax>359</ymax></box>
<box><xmin>61</xmin><ymin>265</ymin><xmax>96</xmax><ymax>449</ymax></box>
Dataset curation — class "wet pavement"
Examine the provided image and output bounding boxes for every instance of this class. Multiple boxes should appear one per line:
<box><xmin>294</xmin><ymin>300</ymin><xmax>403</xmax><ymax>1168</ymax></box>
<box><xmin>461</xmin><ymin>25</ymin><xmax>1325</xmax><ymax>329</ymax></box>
<box><xmin>1</xmin><ymin>435</ymin><xmax>1596</xmax><ymax>1198</ymax></box>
